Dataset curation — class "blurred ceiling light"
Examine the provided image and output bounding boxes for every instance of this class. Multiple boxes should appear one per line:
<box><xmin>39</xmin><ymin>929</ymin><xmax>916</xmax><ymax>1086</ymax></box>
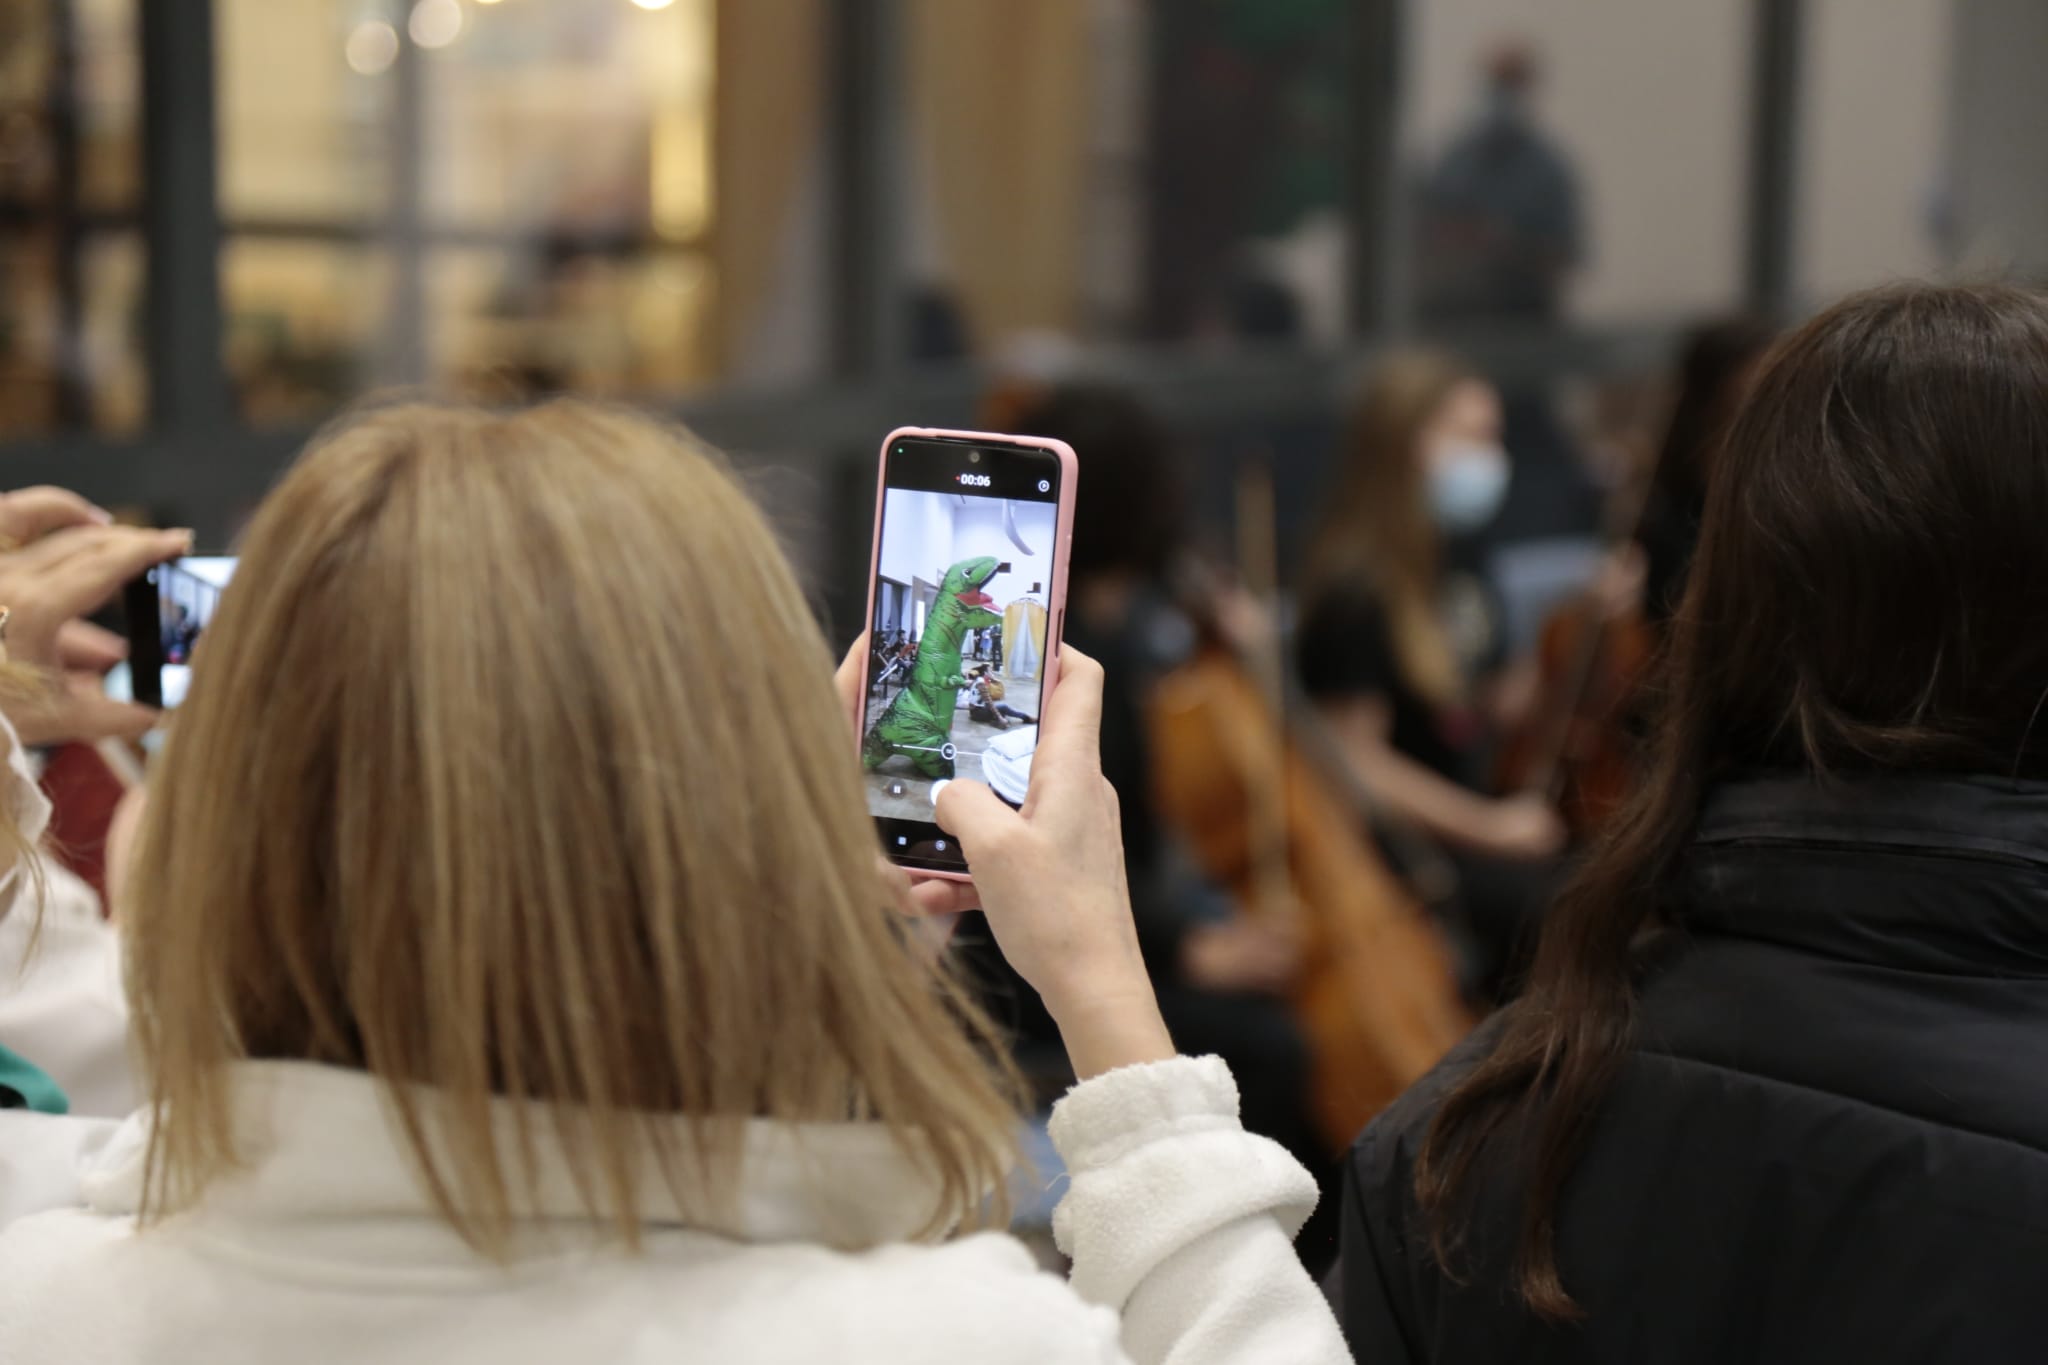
<box><xmin>475</xmin><ymin>0</ymin><xmax>505</xmax><ymax>4</ymax></box>
<box><xmin>409</xmin><ymin>0</ymin><xmax>464</xmax><ymax>49</ymax></box>
<box><xmin>344</xmin><ymin>20</ymin><xmax>399</xmax><ymax>75</ymax></box>
<box><xmin>631</xmin><ymin>0</ymin><xmax>678</xmax><ymax>10</ymax></box>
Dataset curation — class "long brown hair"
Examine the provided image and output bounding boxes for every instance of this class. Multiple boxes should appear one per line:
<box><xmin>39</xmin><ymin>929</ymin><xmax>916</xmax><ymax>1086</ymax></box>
<box><xmin>1303</xmin><ymin>349</ymin><xmax>1484</xmax><ymax>705</ymax></box>
<box><xmin>127</xmin><ymin>400</ymin><xmax>1022</xmax><ymax>1253</ymax></box>
<box><xmin>1416</xmin><ymin>282</ymin><xmax>2048</xmax><ymax>1318</ymax></box>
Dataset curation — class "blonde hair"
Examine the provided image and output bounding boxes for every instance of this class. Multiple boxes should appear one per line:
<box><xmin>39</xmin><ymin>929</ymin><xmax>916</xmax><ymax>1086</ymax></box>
<box><xmin>0</xmin><ymin>666</ymin><xmax>62</xmax><ymax>952</ymax></box>
<box><xmin>1302</xmin><ymin>349</ymin><xmax>1482</xmax><ymax>706</ymax></box>
<box><xmin>127</xmin><ymin>400</ymin><xmax>1021</xmax><ymax>1251</ymax></box>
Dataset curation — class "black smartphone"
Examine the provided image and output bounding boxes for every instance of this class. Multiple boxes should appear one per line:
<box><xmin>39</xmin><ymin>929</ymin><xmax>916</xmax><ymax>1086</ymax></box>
<box><xmin>117</xmin><ymin>557</ymin><xmax>239</xmax><ymax>709</ymax></box>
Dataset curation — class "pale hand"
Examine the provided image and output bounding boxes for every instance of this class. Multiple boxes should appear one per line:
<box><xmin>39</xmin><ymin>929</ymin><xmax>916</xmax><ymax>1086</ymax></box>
<box><xmin>1487</xmin><ymin>792</ymin><xmax>1569</xmax><ymax>861</ymax></box>
<box><xmin>933</xmin><ymin>647</ymin><xmax>1176</xmax><ymax>1080</ymax></box>
<box><xmin>0</xmin><ymin>488</ymin><xmax>190</xmax><ymax>746</ymax></box>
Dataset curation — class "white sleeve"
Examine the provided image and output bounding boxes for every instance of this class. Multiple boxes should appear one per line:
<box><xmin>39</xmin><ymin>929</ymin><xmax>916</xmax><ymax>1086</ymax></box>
<box><xmin>0</xmin><ymin>1111</ymin><xmax>127</xmax><ymax>1229</ymax></box>
<box><xmin>1049</xmin><ymin>1056</ymin><xmax>1350</xmax><ymax>1365</ymax></box>
<box><xmin>0</xmin><ymin>868</ymin><xmax>133</xmax><ymax>1118</ymax></box>
<box><xmin>0</xmin><ymin>716</ymin><xmax>136</xmax><ymax>1119</ymax></box>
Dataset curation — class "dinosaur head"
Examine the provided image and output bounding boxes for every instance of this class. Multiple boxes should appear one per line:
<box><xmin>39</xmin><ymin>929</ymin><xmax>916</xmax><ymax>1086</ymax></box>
<box><xmin>938</xmin><ymin>556</ymin><xmax>1004</xmax><ymax>628</ymax></box>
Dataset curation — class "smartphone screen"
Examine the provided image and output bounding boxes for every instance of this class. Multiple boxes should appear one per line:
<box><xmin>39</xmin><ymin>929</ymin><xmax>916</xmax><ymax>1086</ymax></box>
<box><xmin>860</xmin><ymin>434</ymin><xmax>1069</xmax><ymax>874</ymax></box>
<box><xmin>113</xmin><ymin>556</ymin><xmax>239</xmax><ymax>710</ymax></box>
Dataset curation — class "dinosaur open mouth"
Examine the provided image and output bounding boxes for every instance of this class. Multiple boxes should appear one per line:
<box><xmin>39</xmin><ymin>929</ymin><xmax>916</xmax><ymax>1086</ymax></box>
<box><xmin>956</xmin><ymin>589</ymin><xmax>994</xmax><ymax>608</ymax></box>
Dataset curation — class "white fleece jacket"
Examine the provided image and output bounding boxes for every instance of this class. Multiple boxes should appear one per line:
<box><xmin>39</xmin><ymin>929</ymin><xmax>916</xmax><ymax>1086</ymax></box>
<box><xmin>0</xmin><ymin>1055</ymin><xmax>1347</xmax><ymax>1364</ymax></box>
<box><xmin>0</xmin><ymin>723</ymin><xmax>137</xmax><ymax>1121</ymax></box>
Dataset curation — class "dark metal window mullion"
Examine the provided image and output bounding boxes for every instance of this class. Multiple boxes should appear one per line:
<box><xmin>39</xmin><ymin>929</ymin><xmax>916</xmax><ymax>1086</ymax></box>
<box><xmin>139</xmin><ymin>0</ymin><xmax>231</xmax><ymax>431</ymax></box>
<box><xmin>1344</xmin><ymin>0</ymin><xmax>1406</xmax><ymax>342</ymax></box>
<box><xmin>1744</xmin><ymin>0</ymin><xmax>1805</xmax><ymax>317</ymax></box>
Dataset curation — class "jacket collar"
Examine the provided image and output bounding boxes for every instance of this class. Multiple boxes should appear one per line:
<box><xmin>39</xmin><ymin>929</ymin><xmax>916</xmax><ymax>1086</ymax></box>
<box><xmin>1679</xmin><ymin>773</ymin><xmax>2048</xmax><ymax>975</ymax></box>
<box><xmin>84</xmin><ymin>1060</ymin><xmax>950</xmax><ymax>1250</ymax></box>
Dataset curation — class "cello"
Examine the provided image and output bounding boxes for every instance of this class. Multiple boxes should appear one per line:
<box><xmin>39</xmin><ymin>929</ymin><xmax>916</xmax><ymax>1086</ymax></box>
<box><xmin>1147</xmin><ymin>465</ymin><xmax>1472</xmax><ymax>1155</ymax></box>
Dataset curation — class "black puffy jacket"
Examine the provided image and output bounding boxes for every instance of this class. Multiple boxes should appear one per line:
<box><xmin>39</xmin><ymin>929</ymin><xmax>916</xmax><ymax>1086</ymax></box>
<box><xmin>1341</xmin><ymin>775</ymin><xmax>2048</xmax><ymax>1364</ymax></box>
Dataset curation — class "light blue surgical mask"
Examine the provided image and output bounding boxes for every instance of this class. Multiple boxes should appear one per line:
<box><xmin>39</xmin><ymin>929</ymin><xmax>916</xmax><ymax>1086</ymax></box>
<box><xmin>1428</xmin><ymin>441</ymin><xmax>1511</xmax><ymax>532</ymax></box>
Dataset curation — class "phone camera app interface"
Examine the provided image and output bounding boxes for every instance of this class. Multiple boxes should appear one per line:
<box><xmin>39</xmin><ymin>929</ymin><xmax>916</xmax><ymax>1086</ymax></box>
<box><xmin>864</xmin><ymin>442</ymin><xmax>1058</xmax><ymax>845</ymax></box>
<box><xmin>155</xmin><ymin>557</ymin><xmax>237</xmax><ymax>707</ymax></box>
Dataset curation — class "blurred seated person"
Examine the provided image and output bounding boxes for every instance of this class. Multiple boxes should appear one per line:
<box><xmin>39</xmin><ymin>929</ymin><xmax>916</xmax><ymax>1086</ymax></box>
<box><xmin>0</xmin><ymin>402</ymin><xmax>1346</xmax><ymax>1363</ymax></box>
<box><xmin>1297</xmin><ymin>350</ymin><xmax>1566</xmax><ymax>999</ymax></box>
<box><xmin>966</xmin><ymin>666</ymin><xmax>1035</xmax><ymax>729</ymax></box>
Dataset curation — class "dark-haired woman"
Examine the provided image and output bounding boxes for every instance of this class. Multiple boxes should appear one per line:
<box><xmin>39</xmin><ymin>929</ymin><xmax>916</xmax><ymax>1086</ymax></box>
<box><xmin>1338</xmin><ymin>281</ymin><xmax>2048</xmax><ymax>1362</ymax></box>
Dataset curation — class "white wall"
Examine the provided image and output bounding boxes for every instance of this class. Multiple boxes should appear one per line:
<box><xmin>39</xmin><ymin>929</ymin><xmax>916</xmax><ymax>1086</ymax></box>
<box><xmin>952</xmin><ymin>500</ymin><xmax>1059</xmax><ymax>608</ymax></box>
<box><xmin>878</xmin><ymin>488</ymin><xmax>953</xmax><ymax>589</ymax></box>
<box><xmin>1944</xmin><ymin>0</ymin><xmax>2048</xmax><ymax>281</ymax></box>
<box><xmin>1406</xmin><ymin>0</ymin><xmax>1752</xmax><ymax>322</ymax></box>
<box><xmin>876</xmin><ymin>491</ymin><xmax>1058</xmax><ymax>616</ymax></box>
<box><xmin>1796</xmin><ymin>0</ymin><xmax>1953</xmax><ymax>298</ymax></box>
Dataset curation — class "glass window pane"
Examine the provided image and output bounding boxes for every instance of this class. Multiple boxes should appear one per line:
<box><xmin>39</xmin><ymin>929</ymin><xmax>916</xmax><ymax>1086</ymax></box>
<box><xmin>1405</xmin><ymin>0</ymin><xmax>1751</xmax><ymax>325</ymax></box>
<box><xmin>223</xmin><ymin>238</ymin><xmax>388</xmax><ymax>427</ymax></box>
<box><xmin>81</xmin><ymin>228</ymin><xmax>143</xmax><ymax>432</ymax></box>
<box><xmin>424</xmin><ymin>244</ymin><xmax>712</xmax><ymax>400</ymax></box>
<box><xmin>75</xmin><ymin>0</ymin><xmax>140</xmax><ymax>212</ymax></box>
<box><xmin>214</xmin><ymin>0</ymin><xmax>818</xmax><ymax>421</ymax></box>
<box><xmin>0</xmin><ymin>0</ymin><xmax>141</xmax><ymax>435</ymax></box>
<box><xmin>0</xmin><ymin>233</ymin><xmax>61</xmax><ymax>433</ymax></box>
<box><xmin>901</xmin><ymin>0</ymin><xmax>1348</xmax><ymax>355</ymax></box>
<box><xmin>218</xmin><ymin>0</ymin><xmax>391</xmax><ymax>223</ymax></box>
<box><xmin>1140</xmin><ymin>0</ymin><xmax>1349</xmax><ymax>345</ymax></box>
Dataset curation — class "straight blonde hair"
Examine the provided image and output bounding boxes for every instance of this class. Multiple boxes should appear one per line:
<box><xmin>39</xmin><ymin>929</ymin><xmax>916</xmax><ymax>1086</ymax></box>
<box><xmin>1301</xmin><ymin>349</ymin><xmax>1482</xmax><ymax>707</ymax></box>
<box><xmin>126</xmin><ymin>400</ymin><xmax>1022</xmax><ymax>1251</ymax></box>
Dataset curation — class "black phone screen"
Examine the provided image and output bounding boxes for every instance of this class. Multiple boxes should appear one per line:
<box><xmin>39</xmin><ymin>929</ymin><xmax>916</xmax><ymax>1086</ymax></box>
<box><xmin>117</xmin><ymin>556</ymin><xmax>239</xmax><ymax>710</ymax></box>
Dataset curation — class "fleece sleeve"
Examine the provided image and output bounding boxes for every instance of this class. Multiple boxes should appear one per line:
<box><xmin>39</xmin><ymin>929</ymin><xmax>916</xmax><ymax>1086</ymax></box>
<box><xmin>1048</xmin><ymin>1055</ymin><xmax>1350</xmax><ymax>1365</ymax></box>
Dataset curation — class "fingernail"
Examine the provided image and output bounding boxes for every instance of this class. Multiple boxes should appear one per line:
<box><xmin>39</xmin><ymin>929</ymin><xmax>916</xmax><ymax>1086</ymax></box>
<box><xmin>90</xmin><ymin>506</ymin><xmax>113</xmax><ymax>525</ymax></box>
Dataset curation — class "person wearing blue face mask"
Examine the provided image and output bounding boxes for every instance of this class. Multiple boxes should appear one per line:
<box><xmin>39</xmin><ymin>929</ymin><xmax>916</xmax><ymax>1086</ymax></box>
<box><xmin>1296</xmin><ymin>349</ymin><xmax>1566</xmax><ymax>1004</ymax></box>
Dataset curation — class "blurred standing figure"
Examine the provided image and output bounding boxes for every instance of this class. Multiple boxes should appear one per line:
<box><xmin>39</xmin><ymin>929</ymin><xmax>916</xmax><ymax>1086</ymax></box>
<box><xmin>1416</xmin><ymin>43</ymin><xmax>1586</xmax><ymax>323</ymax></box>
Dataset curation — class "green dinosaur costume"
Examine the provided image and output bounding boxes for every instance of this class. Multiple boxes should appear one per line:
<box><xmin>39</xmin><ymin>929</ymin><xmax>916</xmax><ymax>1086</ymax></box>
<box><xmin>864</xmin><ymin>556</ymin><xmax>1004</xmax><ymax>779</ymax></box>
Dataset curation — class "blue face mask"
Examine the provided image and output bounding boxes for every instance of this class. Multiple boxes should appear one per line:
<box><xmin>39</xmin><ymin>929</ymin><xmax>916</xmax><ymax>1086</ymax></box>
<box><xmin>1428</xmin><ymin>441</ymin><xmax>1511</xmax><ymax>532</ymax></box>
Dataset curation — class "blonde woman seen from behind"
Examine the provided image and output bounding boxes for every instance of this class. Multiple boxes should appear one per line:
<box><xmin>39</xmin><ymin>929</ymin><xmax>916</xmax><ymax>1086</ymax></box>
<box><xmin>0</xmin><ymin>402</ymin><xmax>1346</xmax><ymax>1365</ymax></box>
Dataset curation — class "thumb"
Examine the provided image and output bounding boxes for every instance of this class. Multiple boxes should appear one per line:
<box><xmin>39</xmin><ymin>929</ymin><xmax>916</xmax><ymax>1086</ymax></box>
<box><xmin>933</xmin><ymin>779</ymin><xmax>1020</xmax><ymax>862</ymax></box>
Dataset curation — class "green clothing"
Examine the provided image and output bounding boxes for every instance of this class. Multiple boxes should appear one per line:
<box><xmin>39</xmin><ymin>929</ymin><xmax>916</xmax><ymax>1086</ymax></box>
<box><xmin>0</xmin><ymin>1042</ymin><xmax>67</xmax><ymax>1114</ymax></box>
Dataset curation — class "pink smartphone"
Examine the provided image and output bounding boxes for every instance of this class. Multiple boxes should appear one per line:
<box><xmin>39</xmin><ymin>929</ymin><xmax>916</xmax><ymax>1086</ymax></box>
<box><xmin>857</xmin><ymin>426</ymin><xmax>1078</xmax><ymax>879</ymax></box>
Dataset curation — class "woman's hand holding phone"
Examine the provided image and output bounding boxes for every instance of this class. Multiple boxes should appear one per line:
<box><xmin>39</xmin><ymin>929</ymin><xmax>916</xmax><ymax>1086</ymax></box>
<box><xmin>835</xmin><ymin>636</ymin><xmax>1172</xmax><ymax>1078</ymax></box>
<box><xmin>932</xmin><ymin>648</ymin><xmax>1175</xmax><ymax>1080</ymax></box>
<box><xmin>0</xmin><ymin>489</ymin><xmax>190</xmax><ymax>746</ymax></box>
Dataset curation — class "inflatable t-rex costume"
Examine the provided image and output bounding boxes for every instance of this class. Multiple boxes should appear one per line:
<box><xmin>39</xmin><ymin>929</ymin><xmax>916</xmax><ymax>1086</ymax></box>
<box><xmin>863</xmin><ymin>556</ymin><xmax>1003</xmax><ymax>779</ymax></box>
